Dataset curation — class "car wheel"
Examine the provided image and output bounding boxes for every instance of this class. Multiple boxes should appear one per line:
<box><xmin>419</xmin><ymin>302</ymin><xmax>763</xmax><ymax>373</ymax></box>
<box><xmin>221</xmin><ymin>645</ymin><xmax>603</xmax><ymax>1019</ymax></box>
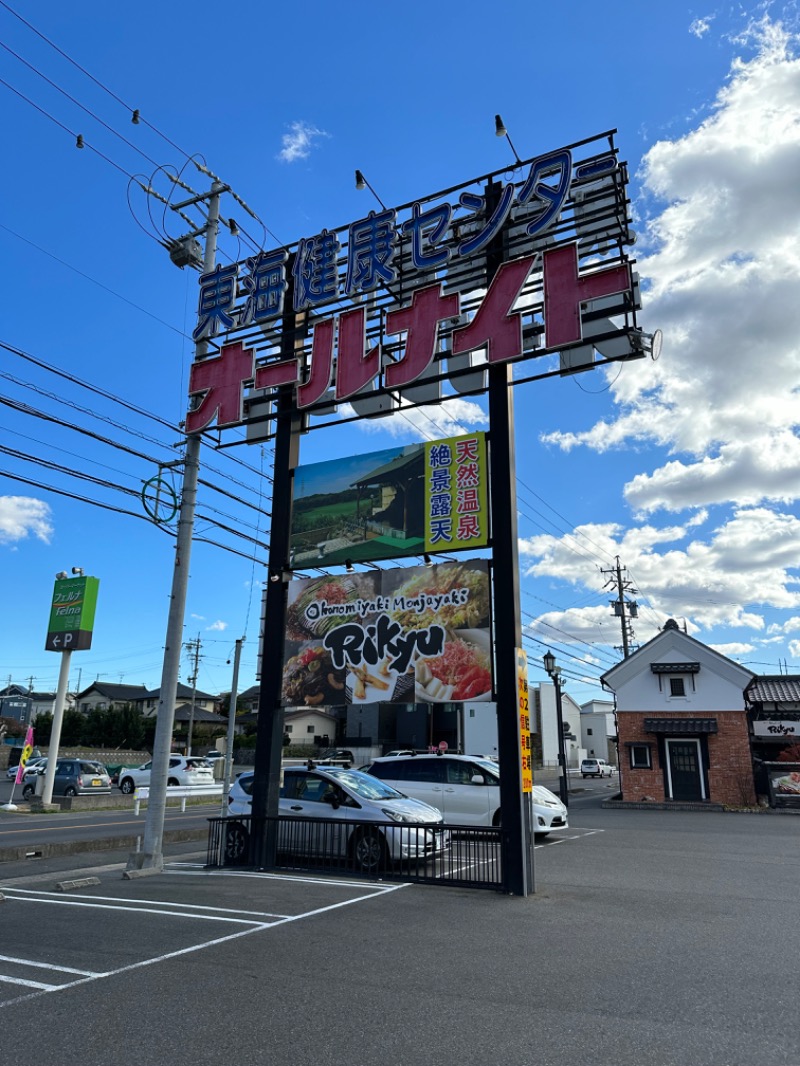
<box><xmin>168</xmin><ymin>778</ymin><xmax>179</xmax><ymax>787</ymax></box>
<box><xmin>350</xmin><ymin>828</ymin><xmax>387</xmax><ymax>873</ymax></box>
<box><xmin>64</xmin><ymin>786</ymin><xmax>78</xmax><ymax>797</ymax></box>
<box><xmin>223</xmin><ymin>821</ymin><xmax>249</xmax><ymax>865</ymax></box>
<box><xmin>119</xmin><ymin>777</ymin><xmax>135</xmax><ymax>795</ymax></box>
<box><xmin>22</xmin><ymin>783</ymin><xmax>34</xmax><ymax>799</ymax></box>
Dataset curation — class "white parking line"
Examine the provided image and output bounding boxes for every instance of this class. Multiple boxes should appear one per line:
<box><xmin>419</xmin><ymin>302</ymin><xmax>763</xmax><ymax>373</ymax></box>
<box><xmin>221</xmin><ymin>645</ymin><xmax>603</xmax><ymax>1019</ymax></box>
<box><xmin>0</xmin><ymin>955</ymin><xmax>99</xmax><ymax>976</ymax></box>
<box><xmin>3</xmin><ymin>887</ymin><xmax>291</xmax><ymax>921</ymax></box>
<box><xmin>0</xmin><ymin>872</ymin><xmax>411</xmax><ymax>1010</ymax></box>
<box><xmin>0</xmin><ymin>893</ymin><xmax>268</xmax><ymax>925</ymax></box>
<box><xmin>0</xmin><ymin>975</ymin><xmax>59</xmax><ymax>991</ymax></box>
<box><xmin>534</xmin><ymin>828</ymin><xmax>606</xmax><ymax>848</ymax></box>
<box><xmin>166</xmin><ymin>865</ymin><xmax>408</xmax><ymax>892</ymax></box>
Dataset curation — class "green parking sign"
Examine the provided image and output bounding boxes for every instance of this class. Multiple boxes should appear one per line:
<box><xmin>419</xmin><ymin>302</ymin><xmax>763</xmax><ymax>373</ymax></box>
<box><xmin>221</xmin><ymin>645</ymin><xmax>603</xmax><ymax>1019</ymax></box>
<box><xmin>45</xmin><ymin>575</ymin><xmax>99</xmax><ymax>652</ymax></box>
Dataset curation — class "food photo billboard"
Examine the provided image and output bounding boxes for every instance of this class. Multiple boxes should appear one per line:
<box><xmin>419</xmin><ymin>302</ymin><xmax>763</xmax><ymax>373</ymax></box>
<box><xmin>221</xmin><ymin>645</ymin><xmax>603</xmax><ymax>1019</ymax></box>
<box><xmin>282</xmin><ymin>559</ymin><xmax>492</xmax><ymax>707</ymax></box>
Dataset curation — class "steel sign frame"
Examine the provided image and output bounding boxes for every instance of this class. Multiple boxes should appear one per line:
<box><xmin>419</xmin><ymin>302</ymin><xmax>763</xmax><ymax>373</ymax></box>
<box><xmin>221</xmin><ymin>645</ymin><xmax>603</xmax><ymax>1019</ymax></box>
<box><xmin>185</xmin><ymin>129</ymin><xmax>639</xmax><ymax>443</ymax></box>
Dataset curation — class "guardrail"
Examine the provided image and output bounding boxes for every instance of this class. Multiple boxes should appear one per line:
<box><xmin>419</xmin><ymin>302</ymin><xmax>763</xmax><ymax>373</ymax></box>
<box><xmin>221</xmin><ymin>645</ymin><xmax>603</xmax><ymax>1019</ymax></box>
<box><xmin>133</xmin><ymin>784</ymin><xmax>223</xmax><ymax>815</ymax></box>
<box><xmin>207</xmin><ymin>814</ymin><xmax>505</xmax><ymax>890</ymax></box>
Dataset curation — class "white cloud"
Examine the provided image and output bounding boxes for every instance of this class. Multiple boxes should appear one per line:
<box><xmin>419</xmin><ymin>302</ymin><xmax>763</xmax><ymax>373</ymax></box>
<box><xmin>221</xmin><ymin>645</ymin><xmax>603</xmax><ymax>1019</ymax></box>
<box><xmin>277</xmin><ymin>121</ymin><xmax>329</xmax><ymax>163</ymax></box>
<box><xmin>520</xmin><ymin>507</ymin><xmax>800</xmax><ymax>633</ymax></box>
<box><xmin>190</xmin><ymin>613</ymin><xmax>205</xmax><ymax>621</ymax></box>
<box><xmin>207</xmin><ymin>620</ymin><xmax>228</xmax><ymax>632</ymax></box>
<box><xmin>541</xmin><ymin>21</ymin><xmax>800</xmax><ymax>515</ymax></box>
<box><xmin>708</xmin><ymin>641</ymin><xmax>754</xmax><ymax>657</ymax></box>
<box><xmin>0</xmin><ymin>496</ymin><xmax>52</xmax><ymax>545</ymax></box>
<box><xmin>689</xmin><ymin>16</ymin><xmax>714</xmax><ymax>39</ymax></box>
<box><xmin>350</xmin><ymin>396</ymin><xmax>489</xmax><ymax>442</ymax></box>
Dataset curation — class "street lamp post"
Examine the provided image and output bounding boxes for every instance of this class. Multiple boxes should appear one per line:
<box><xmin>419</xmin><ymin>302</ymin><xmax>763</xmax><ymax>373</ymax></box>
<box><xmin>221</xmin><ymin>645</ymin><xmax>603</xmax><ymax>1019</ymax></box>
<box><xmin>543</xmin><ymin>650</ymin><xmax>569</xmax><ymax>808</ymax></box>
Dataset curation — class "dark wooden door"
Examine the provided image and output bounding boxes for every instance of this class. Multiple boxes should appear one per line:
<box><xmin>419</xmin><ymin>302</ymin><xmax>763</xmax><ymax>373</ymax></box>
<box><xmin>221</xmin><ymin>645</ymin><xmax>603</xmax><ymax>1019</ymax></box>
<box><xmin>667</xmin><ymin>740</ymin><xmax>703</xmax><ymax>801</ymax></box>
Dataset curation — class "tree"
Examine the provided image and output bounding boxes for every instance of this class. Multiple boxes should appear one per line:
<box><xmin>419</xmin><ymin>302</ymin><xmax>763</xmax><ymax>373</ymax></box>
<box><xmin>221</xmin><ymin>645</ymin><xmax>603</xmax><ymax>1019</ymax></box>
<box><xmin>0</xmin><ymin>716</ymin><xmax>25</xmax><ymax>739</ymax></box>
<box><xmin>33</xmin><ymin>712</ymin><xmax>53</xmax><ymax>744</ymax></box>
<box><xmin>60</xmin><ymin>708</ymin><xmax>85</xmax><ymax>746</ymax></box>
<box><xmin>777</xmin><ymin>741</ymin><xmax>800</xmax><ymax>763</ymax></box>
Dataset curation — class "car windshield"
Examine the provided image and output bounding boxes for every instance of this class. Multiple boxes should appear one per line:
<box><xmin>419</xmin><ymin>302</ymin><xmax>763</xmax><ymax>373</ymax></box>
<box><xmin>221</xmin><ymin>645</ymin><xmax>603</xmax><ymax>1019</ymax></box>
<box><xmin>475</xmin><ymin>759</ymin><xmax>500</xmax><ymax>782</ymax></box>
<box><xmin>322</xmin><ymin>768</ymin><xmax>406</xmax><ymax>801</ymax></box>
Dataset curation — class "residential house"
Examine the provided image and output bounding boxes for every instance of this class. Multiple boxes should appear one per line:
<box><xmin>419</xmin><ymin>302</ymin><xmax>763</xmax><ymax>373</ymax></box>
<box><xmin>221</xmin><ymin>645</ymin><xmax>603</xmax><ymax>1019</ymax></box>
<box><xmin>132</xmin><ymin>684</ymin><xmax>221</xmax><ymax>718</ymax></box>
<box><xmin>75</xmin><ymin>682</ymin><xmax>148</xmax><ymax>714</ymax></box>
<box><xmin>601</xmin><ymin>619</ymin><xmax>756</xmax><ymax>806</ymax></box>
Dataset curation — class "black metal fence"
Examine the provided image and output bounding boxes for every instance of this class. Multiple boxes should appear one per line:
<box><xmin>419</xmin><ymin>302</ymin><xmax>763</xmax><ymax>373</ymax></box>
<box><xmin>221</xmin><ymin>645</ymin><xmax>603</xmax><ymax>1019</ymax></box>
<box><xmin>207</xmin><ymin>815</ymin><xmax>504</xmax><ymax>890</ymax></box>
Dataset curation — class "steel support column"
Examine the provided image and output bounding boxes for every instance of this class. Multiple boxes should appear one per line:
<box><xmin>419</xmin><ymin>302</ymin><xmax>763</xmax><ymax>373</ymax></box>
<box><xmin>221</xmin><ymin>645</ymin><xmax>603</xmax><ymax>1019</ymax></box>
<box><xmin>486</xmin><ymin>181</ymin><xmax>533</xmax><ymax>897</ymax></box>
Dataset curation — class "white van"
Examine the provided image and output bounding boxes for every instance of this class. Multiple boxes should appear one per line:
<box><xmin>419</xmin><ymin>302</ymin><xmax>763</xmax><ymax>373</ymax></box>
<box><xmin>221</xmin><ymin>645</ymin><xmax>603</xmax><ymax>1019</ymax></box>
<box><xmin>363</xmin><ymin>753</ymin><xmax>568</xmax><ymax>836</ymax></box>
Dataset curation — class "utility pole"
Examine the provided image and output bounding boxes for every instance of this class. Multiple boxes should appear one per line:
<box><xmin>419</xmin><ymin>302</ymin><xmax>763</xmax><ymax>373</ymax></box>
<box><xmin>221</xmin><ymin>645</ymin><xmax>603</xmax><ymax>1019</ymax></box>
<box><xmin>221</xmin><ymin>637</ymin><xmax>243</xmax><ymax>817</ymax></box>
<box><xmin>184</xmin><ymin>634</ymin><xmax>201</xmax><ymax>756</ymax></box>
<box><xmin>126</xmin><ymin>179</ymin><xmax>223</xmax><ymax>876</ymax></box>
<box><xmin>74</xmin><ymin>667</ymin><xmax>82</xmax><ymax>712</ymax></box>
<box><xmin>602</xmin><ymin>556</ymin><xmax>638</xmax><ymax>658</ymax></box>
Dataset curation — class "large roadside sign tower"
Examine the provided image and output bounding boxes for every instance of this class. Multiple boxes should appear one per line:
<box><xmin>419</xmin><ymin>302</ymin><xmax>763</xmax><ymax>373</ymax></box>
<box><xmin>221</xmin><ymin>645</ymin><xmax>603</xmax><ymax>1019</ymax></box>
<box><xmin>149</xmin><ymin>130</ymin><xmax>647</xmax><ymax>894</ymax></box>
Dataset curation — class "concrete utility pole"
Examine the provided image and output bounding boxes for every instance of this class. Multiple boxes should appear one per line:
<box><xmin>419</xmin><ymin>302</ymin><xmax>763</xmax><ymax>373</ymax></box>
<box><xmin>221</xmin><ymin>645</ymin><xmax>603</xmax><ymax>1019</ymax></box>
<box><xmin>221</xmin><ymin>637</ymin><xmax>243</xmax><ymax>817</ymax></box>
<box><xmin>184</xmin><ymin>634</ymin><xmax>201</xmax><ymax>756</ymax></box>
<box><xmin>126</xmin><ymin>179</ymin><xmax>223</xmax><ymax>876</ymax></box>
<box><xmin>602</xmin><ymin>556</ymin><xmax>638</xmax><ymax>658</ymax></box>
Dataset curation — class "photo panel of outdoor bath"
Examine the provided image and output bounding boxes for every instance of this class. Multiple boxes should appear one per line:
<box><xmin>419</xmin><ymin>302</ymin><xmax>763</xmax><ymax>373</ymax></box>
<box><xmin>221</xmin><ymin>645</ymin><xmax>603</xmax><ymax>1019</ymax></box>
<box><xmin>282</xmin><ymin>559</ymin><xmax>492</xmax><ymax>707</ymax></box>
<box><xmin>289</xmin><ymin>433</ymin><xmax>488</xmax><ymax>568</ymax></box>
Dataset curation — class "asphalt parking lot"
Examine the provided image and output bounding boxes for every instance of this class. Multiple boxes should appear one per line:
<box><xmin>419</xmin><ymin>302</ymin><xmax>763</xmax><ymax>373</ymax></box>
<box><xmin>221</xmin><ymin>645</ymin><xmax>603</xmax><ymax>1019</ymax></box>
<box><xmin>1</xmin><ymin>800</ymin><xmax>798</xmax><ymax>1066</ymax></box>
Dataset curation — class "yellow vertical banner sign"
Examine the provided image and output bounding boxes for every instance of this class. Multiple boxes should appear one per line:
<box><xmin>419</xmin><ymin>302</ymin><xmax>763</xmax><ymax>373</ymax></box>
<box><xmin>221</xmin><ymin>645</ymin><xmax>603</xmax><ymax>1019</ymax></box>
<box><xmin>424</xmin><ymin>432</ymin><xmax>489</xmax><ymax>552</ymax></box>
<box><xmin>516</xmin><ymin>648</ymin><xmax>532</xmax><ymax>792</ymax></box>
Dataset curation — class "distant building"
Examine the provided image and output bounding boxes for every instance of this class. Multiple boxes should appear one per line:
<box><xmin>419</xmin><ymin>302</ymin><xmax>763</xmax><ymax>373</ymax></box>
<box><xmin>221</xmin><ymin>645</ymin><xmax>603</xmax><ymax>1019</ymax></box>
<box><xmin>0</xmin><ymin>684</ymin><xmax>73</xmax><ymax>721</ymax></box>
<box><xmin>579</xmin><ymin>698</ymin><xmax>617</xmax><ymax>765</ymax></box>
<box><xmin>133</xmin><ymin>684</ymin><xmax>221</xmax><ymax>718</ymax></box>
<box><xmin>535</xmin><ymin>682</ymin><xmax>583</xmax><ymax>769</ymax></box>
<box><xmin>75</xmin><ymin>682</ymin><xmax>148</xmax><ymax>714</ymax></box>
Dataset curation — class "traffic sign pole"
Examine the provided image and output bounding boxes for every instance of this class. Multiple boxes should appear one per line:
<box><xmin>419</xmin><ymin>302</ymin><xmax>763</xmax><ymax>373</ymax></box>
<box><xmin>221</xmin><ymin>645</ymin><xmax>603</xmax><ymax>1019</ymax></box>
<box><xmin>40</xmin><ymin>648</ymin><xmax>72</xmax><ymax>806</ymax></box>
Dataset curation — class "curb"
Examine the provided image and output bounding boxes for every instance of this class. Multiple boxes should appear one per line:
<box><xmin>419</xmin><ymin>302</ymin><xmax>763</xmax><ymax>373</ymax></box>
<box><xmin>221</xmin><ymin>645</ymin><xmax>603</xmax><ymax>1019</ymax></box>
<box><xmin>0</xmin><ymin>826</ymin><xmax>207</xmax><ymax>864</ymax></box>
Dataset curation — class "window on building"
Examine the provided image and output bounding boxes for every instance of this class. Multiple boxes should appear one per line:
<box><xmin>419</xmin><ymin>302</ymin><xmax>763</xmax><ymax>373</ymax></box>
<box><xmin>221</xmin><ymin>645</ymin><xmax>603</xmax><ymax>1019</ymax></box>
<box><xmin>285</xmin><ymin>724</ymin><xmax>293</xmax><ymax>734</ymax></box>
<box><xmin>630</xmin><ymin>744</ymin><xmax>652</xmax><ymax>769</ymax></box>
<box><xmin>306</xmin><ymin>725</ymin><xmax>315</xmax><ymax>734</ymax></box>
<box><xmin>587</xmin><ymin>728</ymin><xmax>593</xmax><ymax>735</ymax></box>
<box><xmin>669</xmin><ymin>677</ymin><xmax>686</xmax><ymax>697</ymax></box>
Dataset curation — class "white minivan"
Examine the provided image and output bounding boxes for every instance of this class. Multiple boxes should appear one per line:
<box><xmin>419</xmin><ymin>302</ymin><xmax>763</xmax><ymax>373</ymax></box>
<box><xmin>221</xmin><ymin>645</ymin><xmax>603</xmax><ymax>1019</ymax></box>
<box><xmin>363</xmin><ymin>753</ymin><xmax>568</xmax><ymax>837</ymax></box>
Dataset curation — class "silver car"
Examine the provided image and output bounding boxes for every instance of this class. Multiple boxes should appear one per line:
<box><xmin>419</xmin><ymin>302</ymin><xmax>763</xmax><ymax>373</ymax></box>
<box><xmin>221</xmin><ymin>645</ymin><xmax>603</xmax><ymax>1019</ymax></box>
<box><xmin>22</xmin><ymin>758</ymin><xmax>111</xmax><ymax>798</ymax></box>
<box><xmin>226</xmin><ymin>765</ymin><xmax>450</xmax><ymax>871</ymax></box>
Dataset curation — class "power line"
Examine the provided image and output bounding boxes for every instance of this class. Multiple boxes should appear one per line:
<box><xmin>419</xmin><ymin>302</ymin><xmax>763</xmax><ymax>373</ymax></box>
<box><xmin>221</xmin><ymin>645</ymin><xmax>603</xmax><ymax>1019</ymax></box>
<box><xmin>0</xmin><ymin>224</ymin><xmax>191</xmax><ymax>339</ymax></box>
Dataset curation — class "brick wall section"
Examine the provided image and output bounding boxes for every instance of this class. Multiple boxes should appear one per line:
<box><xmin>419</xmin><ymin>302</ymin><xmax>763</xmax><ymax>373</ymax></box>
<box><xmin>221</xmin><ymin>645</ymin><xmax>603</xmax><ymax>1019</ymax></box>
<box><xmin>619</xmin><ymin>711</ymin><xmax>756</xmax><ymax>806</ymax></box>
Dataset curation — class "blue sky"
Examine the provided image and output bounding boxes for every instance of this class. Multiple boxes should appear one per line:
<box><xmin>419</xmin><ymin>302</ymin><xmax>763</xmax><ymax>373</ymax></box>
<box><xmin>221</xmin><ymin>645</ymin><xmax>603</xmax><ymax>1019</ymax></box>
<box><xmin>2</xmin><ymin>1</ymin><xmax>800</xmax><ymax>706</ymax></box>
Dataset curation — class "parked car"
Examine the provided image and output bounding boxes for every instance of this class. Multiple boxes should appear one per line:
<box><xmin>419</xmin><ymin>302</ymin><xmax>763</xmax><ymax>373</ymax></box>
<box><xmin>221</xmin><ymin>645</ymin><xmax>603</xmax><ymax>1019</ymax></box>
<box><xmin>225</xmin><ymin>765</ymin><xmax>450</xmax><ymax>871</ymax></box>
<box><xmin>117</xmin><ymin>755</ymin><xmax>215</xmax><ymax>794</ymax></box>
<box><xmin>313</xmin><ymin>748</ymin><xmax>355</xmax><ymax>767</ymax></box>
<box><xmin>580</xmin><ymin>758</ymin><xmax>615</xmax><ymax>778</ymax></box>
<box><xmin>205</xmin><ymin>750</ymin><xmax>225</xmax><ymax>762</ymax></box>
<box><xmin>362</xmin><ymin>753</ymin><xmax>569</xmax><ymax>837</ymax></box>
<box><xmin>22</xmin><ymin>758</ymin><xmax>111</xmax><ymax>799</ymax></box>
<box><xmin>6</xmin><ymin>756</ymin><xmax>46</xmax><ymax>780</ymax></box>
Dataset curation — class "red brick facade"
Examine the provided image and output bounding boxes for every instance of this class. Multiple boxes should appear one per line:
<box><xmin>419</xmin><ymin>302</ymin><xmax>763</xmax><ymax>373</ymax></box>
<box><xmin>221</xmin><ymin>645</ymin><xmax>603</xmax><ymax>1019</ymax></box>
<box><xmin>618</xmin><ymin>710</ymin><xmax>756</xmax><ymax>806</ymax></box>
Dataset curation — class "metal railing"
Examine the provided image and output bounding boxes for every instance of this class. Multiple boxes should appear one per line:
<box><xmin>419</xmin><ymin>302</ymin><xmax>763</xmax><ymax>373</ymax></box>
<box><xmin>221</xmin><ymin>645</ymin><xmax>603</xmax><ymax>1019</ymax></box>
<box><xmin>207</xmin><ymin>814</ymin><xmax>504</xmax><ymax>890</ymax></box>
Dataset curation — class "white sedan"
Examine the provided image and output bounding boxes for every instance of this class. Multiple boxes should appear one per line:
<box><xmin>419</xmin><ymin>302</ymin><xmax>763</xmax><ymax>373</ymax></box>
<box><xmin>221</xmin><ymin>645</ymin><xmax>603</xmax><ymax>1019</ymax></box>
<box><xmin>117</xmin><ymin>755</ymin><xmax>214</xmax><ymax>794</ymax></box>
<box><xmin>6</xmin><ymin>757</ymin><xmax>46</xmax><ymax>780</ymax></box>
